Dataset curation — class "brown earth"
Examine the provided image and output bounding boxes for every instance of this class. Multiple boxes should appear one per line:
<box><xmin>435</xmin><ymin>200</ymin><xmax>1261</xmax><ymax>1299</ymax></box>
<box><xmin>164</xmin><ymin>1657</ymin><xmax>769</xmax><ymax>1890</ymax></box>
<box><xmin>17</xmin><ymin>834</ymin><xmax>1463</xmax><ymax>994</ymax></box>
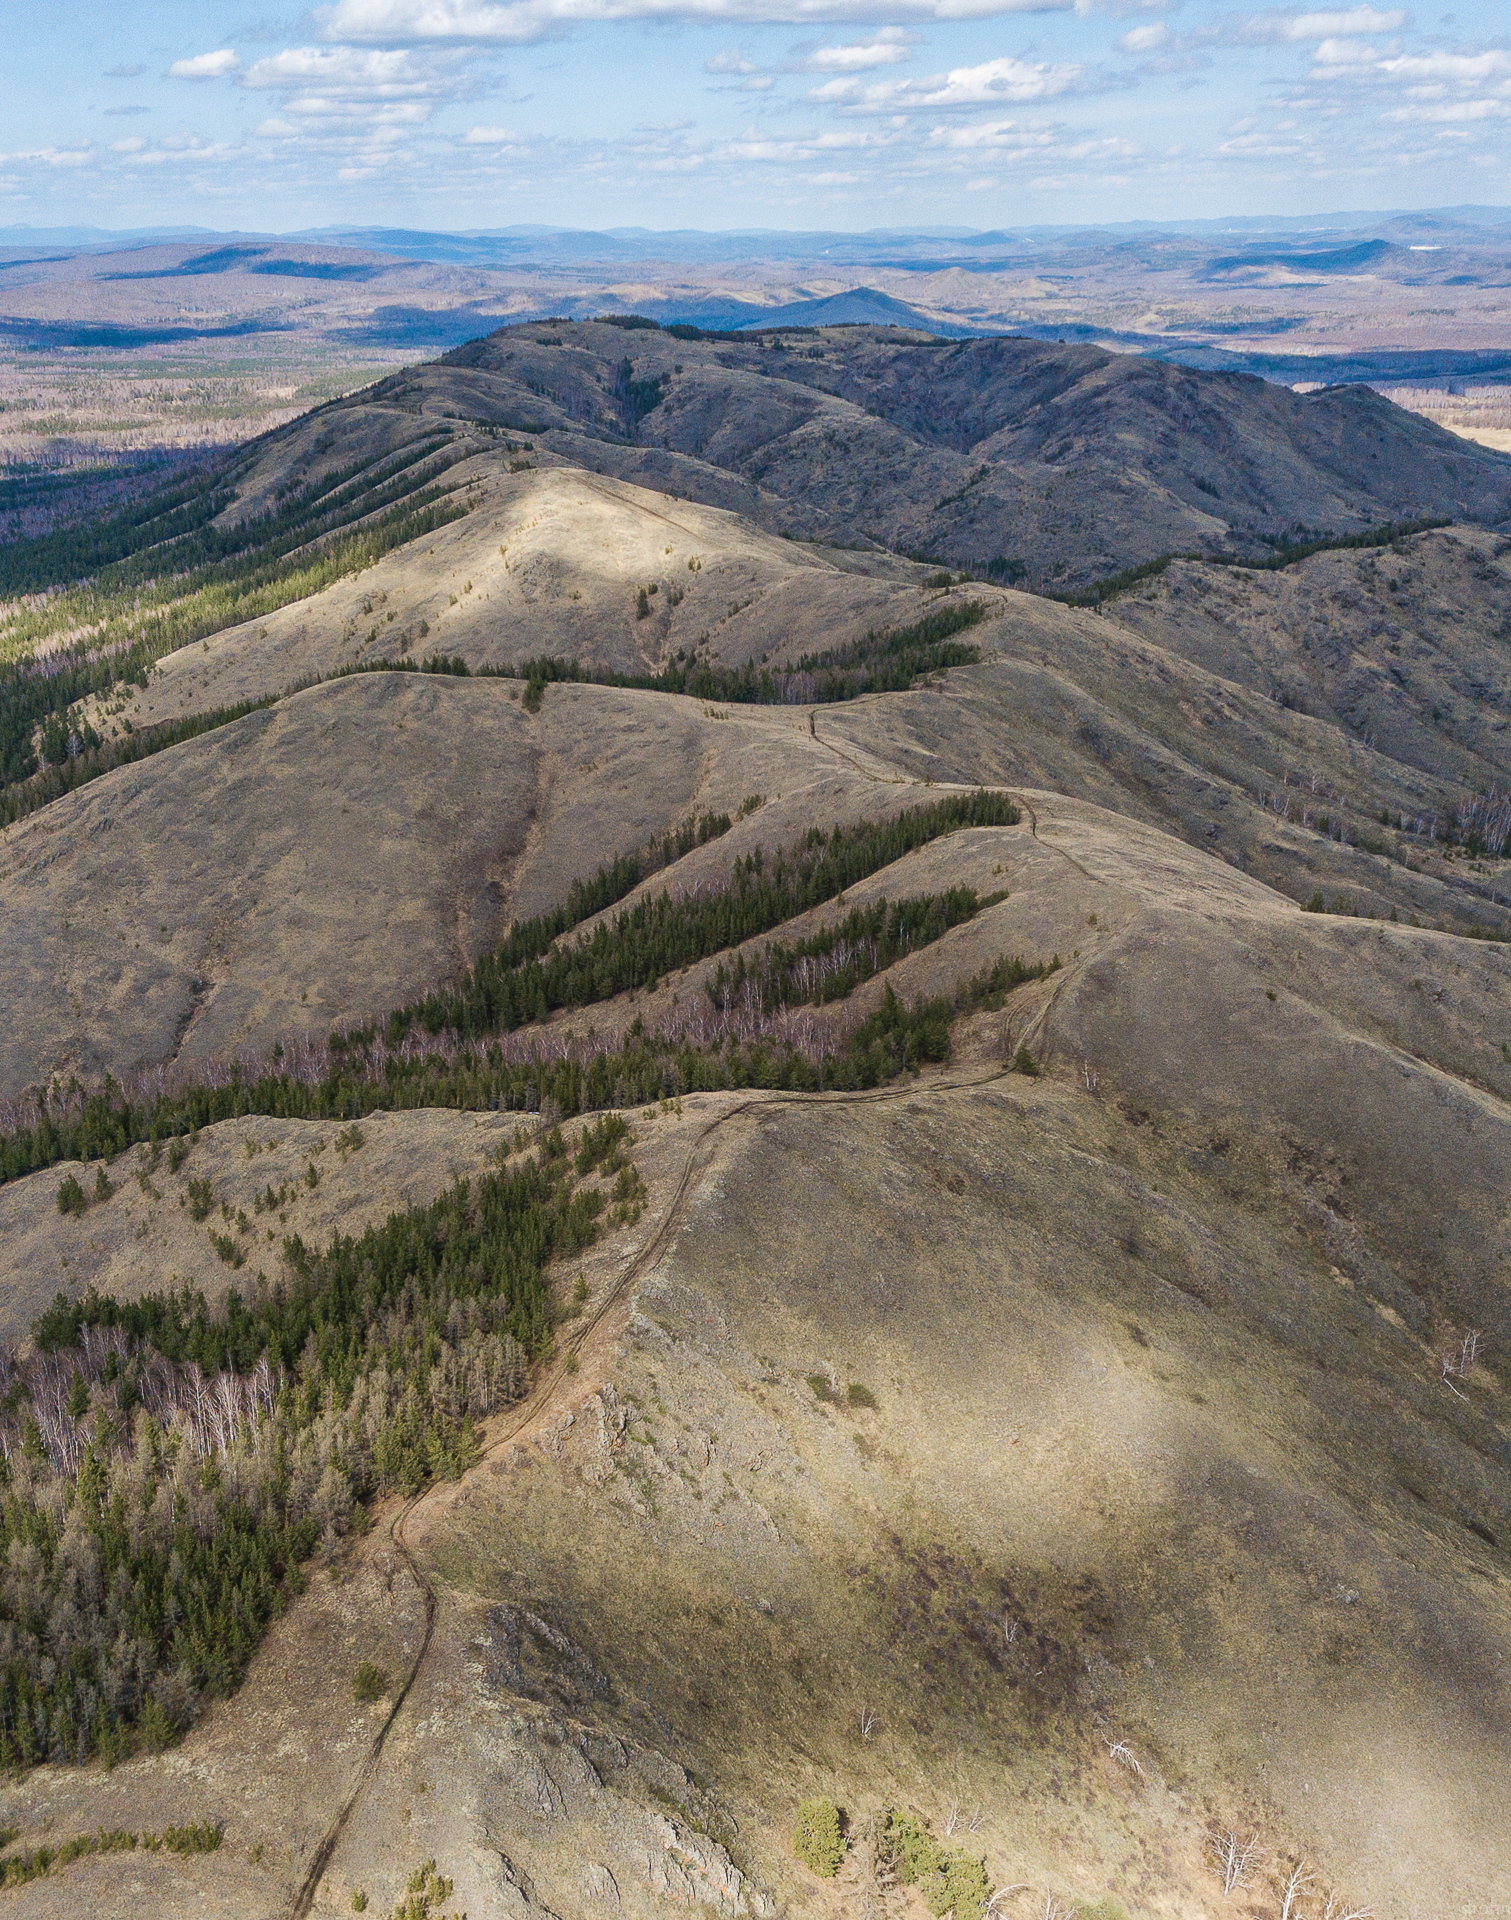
<box><xmin>0</xmin><ymin>1013</ymin><xmax>1506</xmax><ymax>1918</ymax></box>
<box><xmin>2</xmin><ymin>315</ymin><xmax>1510</xmax><ymax>1920</ymax></box>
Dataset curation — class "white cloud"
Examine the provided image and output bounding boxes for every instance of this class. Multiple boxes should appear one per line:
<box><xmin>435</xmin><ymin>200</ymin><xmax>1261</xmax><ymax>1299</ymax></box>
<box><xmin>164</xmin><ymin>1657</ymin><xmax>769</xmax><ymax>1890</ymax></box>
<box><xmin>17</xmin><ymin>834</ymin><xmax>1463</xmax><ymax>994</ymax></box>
<box><xmin>240</xmin><ymin>45</ymin><xmax>471</xmax><ymax>127</ymax></box>
<box><xmin>1311</xmin><ymin>35</ymin><xmax>1381</xmax><ymax>64</ymax></box>
<box><xmin>111</xmin><ymin>135</ymin><xmax>148</xmax><ymax>152</ymax></box>
<box><xmin>706</xmin><ymin>46</ymin><xmax>759</xmax><ymax>70</ymax></box>
<box><xmin>1385</xmin><ymin>96</ymin><xmax>1506</xmax><ymax>120</ymax></box>
<box><xmin>1284</xmin><ymin>7</ymin><xmax>1403</xmax><ymax>37</ymax></box>
<box><xmin>815</xmin><ymin>53</ymin><xmax>1082</xmax><ymax>110</ymax></box>
<box><xmin>115</xmin><ymin>136</ymin><xmax>241</xmax><ymax>167</ymax></box>
<box><xmin>465</xmin><ymin>123</ymin><xmax>522</xmax><ymax>139</ymax></box>
<box><xmin>1</xmin><ymin>146</ymin><xmax>94</xmax><ymax>168</ymax></box>
<box><xmin>1116</xmin><ymin>20</ymin><xmax>1167</xmax><ymax>52</ymax></box>
<box><xmin>319</xmin><ymin>0</ymin><xmax>1078</xmax><ymax>44</ymax></box>
<box><xmin>169</xmin><ymin>50</ymin><xmax>242</xmax><ymax>79</ymax></box>
<box><xmin>105</xmin><ymin>62</ymin><xmax>147</xmax><ymax>78</ymax></box>
<box><xmin>928</xmin><ymin>114</ymin><xmax>1054</xmax><ymax>146</ymax></box>
<box><xmin>1378</xmin><ymin>48</ymin><xmax>1511</xmax><ymax>83</ymax></box>
<box><xmin>801</xmin><ymin>28</ymin><xmax>911</xmax><ymax>70</ymax></box>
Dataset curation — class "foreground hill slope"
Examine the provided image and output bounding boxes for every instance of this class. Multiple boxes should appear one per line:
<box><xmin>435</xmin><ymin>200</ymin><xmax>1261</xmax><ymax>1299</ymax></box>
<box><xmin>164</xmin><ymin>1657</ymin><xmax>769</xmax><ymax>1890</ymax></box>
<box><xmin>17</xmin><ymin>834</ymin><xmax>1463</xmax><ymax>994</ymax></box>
<box><xmin>0</xmin><ymin>787</ymin><xmax>1506</xmax><ymax>1920</ymax></box>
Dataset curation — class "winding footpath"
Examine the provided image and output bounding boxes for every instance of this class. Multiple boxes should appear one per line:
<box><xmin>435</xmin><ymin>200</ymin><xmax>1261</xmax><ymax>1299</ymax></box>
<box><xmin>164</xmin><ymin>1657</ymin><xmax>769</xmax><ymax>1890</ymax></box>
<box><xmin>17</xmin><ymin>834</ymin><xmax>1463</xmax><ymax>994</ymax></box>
<box><xmin>287</xmin><ymin>1057</ymin><xmax>1032</xmax><ymax>1916</ymax></box>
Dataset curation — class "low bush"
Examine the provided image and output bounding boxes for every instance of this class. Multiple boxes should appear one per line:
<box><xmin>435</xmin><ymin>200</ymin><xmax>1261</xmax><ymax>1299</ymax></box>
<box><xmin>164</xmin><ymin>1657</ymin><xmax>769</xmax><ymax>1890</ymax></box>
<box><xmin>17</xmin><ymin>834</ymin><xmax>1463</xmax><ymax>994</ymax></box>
<box><xmin>880</xmin><ymin>1810</ymin><xmax>990</xmax><ymax>1920</ymax></box>
<box><xmin>793</xmin><ymin>1797</ymin><xmax>845</xmax><ymax>1876</ymax></box>
<box><xmin>353</xmin><ymin>1662</ymin><xmax>388</xmax><ymax>1704</ymax></box>
<box><xmin>0</xmin><ymin>1821</ymin><xmax>221</xmax><ymax>1888</ymax></box>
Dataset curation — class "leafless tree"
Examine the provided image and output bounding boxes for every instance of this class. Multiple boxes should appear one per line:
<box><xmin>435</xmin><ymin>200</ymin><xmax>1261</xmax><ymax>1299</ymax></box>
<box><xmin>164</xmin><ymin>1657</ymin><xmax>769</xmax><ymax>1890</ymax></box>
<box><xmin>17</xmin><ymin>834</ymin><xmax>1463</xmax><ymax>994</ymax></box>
<box><xmin>1105</xmin><ymin>1739</ymin><xmax>1142</xmax><ymax>1775</ymax></box>
<box><xmin>943</xmin><ymin>1797</ymin><xmax>961</xmax><ymax>1836</ymax></box>
<box><xmin>984</xmin><ymin>1888</ymin><xmax>1030</xmax><ymax>1916</ymax></box>
<box><xmin>1280</xmin><ymin>1861</ymin><xmax>1317</xmax><ymax>1920</ymax></box>
<box><xmin>859</xmin><ymin>1705</ymin><xmax>877</xmax><ymax>1740</ymax></box>
<box><xmin>1441</xmin><ymin>1328</ymin><xmax>1485</xmax><ymax>1398</ymax></box>
<box><xmin>1211</xmin><ymin>1830</ymin><xmax>1263</xmax><ymax>1898</ymax></box>
<box><xmin>1321</xmin><ymin>1900</ymin><xmax>1374</xmax><ymax>1920</ymax></box>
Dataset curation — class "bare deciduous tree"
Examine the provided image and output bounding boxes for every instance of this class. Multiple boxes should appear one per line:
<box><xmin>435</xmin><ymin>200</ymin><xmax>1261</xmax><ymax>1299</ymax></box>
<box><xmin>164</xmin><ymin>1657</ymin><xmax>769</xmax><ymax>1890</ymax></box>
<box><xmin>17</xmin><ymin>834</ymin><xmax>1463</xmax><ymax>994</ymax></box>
<box><xmin>1211</xmin><ymin>1829</ymin><xmax>1263</xmax><ymax>1898</ymax></box>
<box><xmin>1280</xmin><ymin>1860</ymin><xmax>1317</xmax><ymax>1920</ymax></box>
<box><xmin>1323</xmin><ymin>1897</ymin><xmax>1375</xmax><ymax>1920</ymax></box>
<box><xmin>1441</xmin><ymin>1327</ymin><xmax>1485</xmax><ymax>1398</ymax></box>
<box><xmin>1104</xmin><ymin>1738</ymin><xmax>1142</xmax><ymax>1774</ymax></box>
<box><xmin>859</xmin><ymin>1705</ymin><xmax>877</xmax><ymax>1740</ymax></box>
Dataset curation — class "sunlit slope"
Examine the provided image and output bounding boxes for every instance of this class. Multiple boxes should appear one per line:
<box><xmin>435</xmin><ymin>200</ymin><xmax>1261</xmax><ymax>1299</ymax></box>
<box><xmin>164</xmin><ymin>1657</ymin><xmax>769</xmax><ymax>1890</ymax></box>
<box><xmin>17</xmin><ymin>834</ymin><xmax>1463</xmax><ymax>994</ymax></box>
<box><xmin>74</xmin><ymin>460</ymin><xmax>936</xmax><ymax>738</ymax></box>
<box><xmin>396</xmin><ymin>1067</ymin><xmax>1509</xmax><ymax>1919</ymax></box>
<box><xmin>0</xmin><ymin>677</ymin><xmax>894</xmax><ymax>1098</ymax></box>
<box><xmin>11</xmin><ymin>616</ymin><xmax>1511</xmax><ymax>1106</ymax></box>
<box><xmin>8</xmin><ymin>771</ymin><xmax>1507</xmax><ymax>1348</ymax></box>
<box><xmin>2</xmin><ymin>950</ymin><xmax>1505</xmax><ymax>1917</ymax></box>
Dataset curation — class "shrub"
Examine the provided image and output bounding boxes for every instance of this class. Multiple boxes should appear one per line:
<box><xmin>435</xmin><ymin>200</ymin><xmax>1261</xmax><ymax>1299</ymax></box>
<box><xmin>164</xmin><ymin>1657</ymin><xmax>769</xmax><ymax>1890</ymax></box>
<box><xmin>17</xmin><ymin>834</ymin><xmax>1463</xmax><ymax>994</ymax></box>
<box><xmin>353</xmin><ymin>1662</ymin><xmax>388</xmax><ymax>1704</ymax></box>
<box><xmin>793</xmin><ymin>1798</ymin><xmax>844</xmax><ymax>1877</ymax></box>
<box><xmin>186</xmin><ymin>1176</ymin><xmax>213</xmax><ymax>1220</ymax></box>
<box><xmin>391</xmin><ymin>1861</ymin><xmax>457</xmax><ymax>1919</ymax></box>
<box><xmin>846</xmin><ymin>1383</ymin><xmax>877</xmax><ymax>1409</ymax></box>
<box><xmin>92</xmin><ymin>1164</ymin><xmax>113</xmax><ymax>1203</ymax></box>
<box><xmin>1011</xmin><ymin>1045</ymin><xmax>1040</xmax><ymax>1077</ymax></box>
<box><xmin>162</xmin><ymin>1822</ymin><xmax>223</xmax><ymax>1855</ymax></box>
<box><xmin>56</xmin><ymin>1173</ymin><xmax>86</xmax><ymax>1215</ymax></box>
<box><xmin>881</xmin><ymin>1811</ymin><xmax>990</xmax><ymax>1920</ymax></box>
<box><xmin>167</xmin><ymin>1137</ymin><xmax>190</xmax><ymax>1172</ymax></box>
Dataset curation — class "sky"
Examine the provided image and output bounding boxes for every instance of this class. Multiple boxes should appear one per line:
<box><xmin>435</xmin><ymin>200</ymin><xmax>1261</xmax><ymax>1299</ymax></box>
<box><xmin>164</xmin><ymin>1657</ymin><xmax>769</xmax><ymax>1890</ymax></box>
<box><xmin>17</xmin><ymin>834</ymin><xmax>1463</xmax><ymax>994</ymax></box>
<box><xmin>0</xmin><ymin>0</ymin><xmax>1507</xmax><ymax>232</ymax></box>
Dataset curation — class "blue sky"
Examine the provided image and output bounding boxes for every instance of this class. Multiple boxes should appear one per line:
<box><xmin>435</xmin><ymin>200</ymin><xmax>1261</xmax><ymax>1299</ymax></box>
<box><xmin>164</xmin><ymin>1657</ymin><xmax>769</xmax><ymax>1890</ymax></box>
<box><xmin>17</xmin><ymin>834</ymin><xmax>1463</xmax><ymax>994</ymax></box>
<box><xmin>1</xmin><ymin>0</ymin><xmax>1507</xmax><ymax>230</ymax></box>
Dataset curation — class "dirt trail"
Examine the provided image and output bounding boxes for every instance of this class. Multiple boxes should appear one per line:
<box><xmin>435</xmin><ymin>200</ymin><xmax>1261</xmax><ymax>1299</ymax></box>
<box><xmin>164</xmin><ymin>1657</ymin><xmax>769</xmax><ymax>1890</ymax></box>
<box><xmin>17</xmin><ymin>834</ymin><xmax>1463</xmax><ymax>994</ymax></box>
<box><xmin>287</xmin><ymin>1059</ymin><xmax>1013</xmax><ymax>1917</ymax></box>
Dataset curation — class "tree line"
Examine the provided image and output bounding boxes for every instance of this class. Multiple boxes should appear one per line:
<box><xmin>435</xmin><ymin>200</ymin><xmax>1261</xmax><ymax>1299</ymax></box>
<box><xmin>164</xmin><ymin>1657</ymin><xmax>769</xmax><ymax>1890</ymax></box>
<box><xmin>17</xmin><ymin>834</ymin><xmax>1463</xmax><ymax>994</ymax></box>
<box><xmin>708</xmin><ymin>886</ymin><xmax>999</xmax><ymax>1011</ymax></box>
<box><xmin>0</xmin><ymin>795</ymin><xmax>1021</xmax><ymax>1186</ymax></box>
<box><xmin>512</xmin><ymin>599</ymin><xmax>986</xmax><ymax>711</ymax></box>
<box><xmin>0</xmin><ymin>444</ymin><xmax>470</xmax><ymax>787</ymax></box>
<box><xmin>0</xmin><ymin>1115</ymin><xmax>630</xmax><ymax>1772</ymax></box>
<box><xmin>387</xmin><ymin>792</ymin><xmax>1018</xmax><ymax>1044</ymax></box>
